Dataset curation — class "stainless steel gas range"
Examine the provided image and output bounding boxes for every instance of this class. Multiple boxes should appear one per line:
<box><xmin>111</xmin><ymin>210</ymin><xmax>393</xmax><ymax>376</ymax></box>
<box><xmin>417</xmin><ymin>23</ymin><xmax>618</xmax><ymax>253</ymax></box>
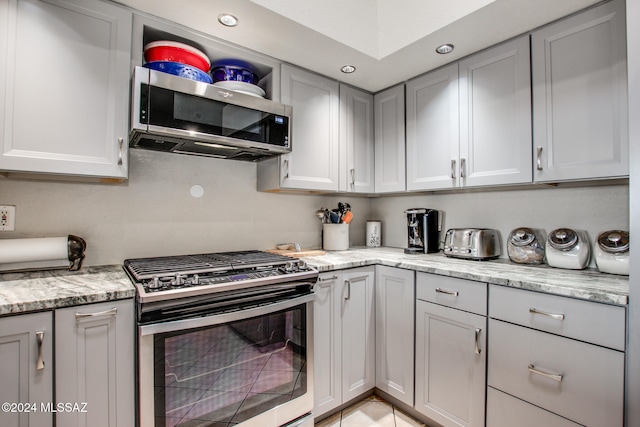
<box><xmin>124</xmin><ymin>250</ymin><xmax>318</xmax><ymax>427</ymax></box>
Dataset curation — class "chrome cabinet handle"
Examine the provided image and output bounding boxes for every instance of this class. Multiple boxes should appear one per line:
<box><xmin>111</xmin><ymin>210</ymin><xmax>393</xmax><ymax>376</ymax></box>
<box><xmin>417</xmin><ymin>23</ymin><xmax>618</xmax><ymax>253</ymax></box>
<box><xmin>350</xmin><ymin>168</ymin><xmax>355</xmax><ymax>187</ymax></box>
<box><xmin>460</xmin><ymin>157</ymin><xmax>466</xmax><ymax>178</ymax></box>
<box><xmin>474</xmin><ymin>328</ymin><xmax>481</xmax><ymax>354</ymax></box>
<box><xmin>344</xmin><ymin>279</ymin><xmax>351</xmax><ymax>300</ymax></box>
<box><xmin>528</xmin><ymin>364</ymin><xmax>563</xmax><ymax>382</ymax></box>
<box><xmin>529</xmin><ymin>307</ymin><xmax>565</xmax><ymax>321</ymax></box>
<box><xmin>75</xmin><ymin>307</ymin><xmax>118</xmax><ymax>320</ymax></box>
<box><xmin>283</xmin><ymin>159</ymin><xmax>289</xmax><ymax>179</ymax></box>
<box><xmin>36</xmin><ymin>331</ymin><xmax>45</xmax><ymax>370</ymax></box>
<box><xmin>436</xmin><ymin>287</ymin><xmax>459</xmax><ymax>296</ymax></box>
<box><xmin>318</xmin><ymin>275</ymin><xmax>338</xmax><ymax>282</ymax></box>
<box><xmin>536</xmin><ymin>146</ymin><xmax>543</xmax><ymax>171</ymax></box>
<box><xmin>117</xmin><ymin>138</ymin><xmax>124</xmax><ymax>166</ymax></box>
<box><xmin>451</xmin><ymin>159</ymin><xmax>456</xmax><ymax>179</ymax></box>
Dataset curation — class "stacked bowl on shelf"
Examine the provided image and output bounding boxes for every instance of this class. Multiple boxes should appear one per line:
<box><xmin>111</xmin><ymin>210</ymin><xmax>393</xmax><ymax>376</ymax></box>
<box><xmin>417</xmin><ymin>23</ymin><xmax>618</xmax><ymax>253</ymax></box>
<box><xmin>143</xmin><ymin>40</ymin><xmax>213</xmax><ymax>84</ymax></box>
<box><xmin>142</xmin><ymin>40</ymin><xmax>265</xmax><ymax>98</ymax></box>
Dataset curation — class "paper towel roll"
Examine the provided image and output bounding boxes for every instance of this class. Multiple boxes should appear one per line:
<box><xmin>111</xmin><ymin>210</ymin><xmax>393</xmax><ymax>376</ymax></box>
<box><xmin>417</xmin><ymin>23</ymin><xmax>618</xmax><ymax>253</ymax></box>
<box><xmin>0</xmin><ymin>237</ymin><xmax>70</xmax><ymax>264</ymax></box>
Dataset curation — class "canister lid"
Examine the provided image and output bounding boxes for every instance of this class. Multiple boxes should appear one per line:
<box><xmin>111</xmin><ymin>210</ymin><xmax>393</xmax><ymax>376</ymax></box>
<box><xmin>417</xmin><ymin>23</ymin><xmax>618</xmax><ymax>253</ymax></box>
<box><xmin>548</xmin><ymin>228</ymin><xmax>578</xmax><ymax>250</ymax></box>
<box><xmin>597</xmin><ymin>230</ymin><xmax>629</xmax><ymax>253</ymax></box>
<box><xmin>509</xmin><ymin>228</ymin><xmax>536</xmax><ymax>246</ymax></box>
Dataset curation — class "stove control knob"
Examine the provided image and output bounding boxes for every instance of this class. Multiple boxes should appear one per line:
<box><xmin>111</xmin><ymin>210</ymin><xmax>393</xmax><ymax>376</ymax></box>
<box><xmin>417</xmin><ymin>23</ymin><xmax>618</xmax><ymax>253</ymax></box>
<box><xmin>175</xmin><ymin>274</ymin><xmax>184</xmax><ymax>287</ymax></box>
<box><xmin>284</xmin><ymin>261</ymin><xmax>297</xmax><ymax>272</ymax></box>
<box><xmin>192</xmin><ymin>274</ymin><xmax>200</xmax><ymax>285</ymax></box>
<box><xmin>148</xmin><ymin>276</ymin><xmax>162</xmax><ymax>290</ymax></box>
<box><xmin>297</xmin><ymin>260</ymin><xmax>307</xmax><ymax>270</ymax></box>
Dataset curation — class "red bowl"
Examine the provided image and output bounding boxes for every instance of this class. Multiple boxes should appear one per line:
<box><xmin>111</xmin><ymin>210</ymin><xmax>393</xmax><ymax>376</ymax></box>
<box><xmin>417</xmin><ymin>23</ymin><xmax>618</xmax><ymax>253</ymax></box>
<box><xmin>144</xmin><ymin>41</ymin><xmax>210</xmax><ymax>73</ymax></box>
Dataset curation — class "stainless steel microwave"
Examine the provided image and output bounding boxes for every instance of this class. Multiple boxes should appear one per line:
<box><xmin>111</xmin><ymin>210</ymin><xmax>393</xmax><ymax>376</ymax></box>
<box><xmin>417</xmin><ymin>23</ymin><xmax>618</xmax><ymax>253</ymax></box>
<box><xmin>129</xmin><ymin>66</ymin><xmax>292</xmax><ymax>162</ymax></box>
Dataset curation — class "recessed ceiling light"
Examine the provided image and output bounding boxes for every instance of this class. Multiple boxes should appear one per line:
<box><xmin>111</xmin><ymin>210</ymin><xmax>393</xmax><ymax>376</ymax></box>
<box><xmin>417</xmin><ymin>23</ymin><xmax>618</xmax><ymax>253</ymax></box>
<box><xmin>436</xmin><ymin>44</ymin><xmax>454</xmax><ymax>54</ymax></box>
<box><xmin>218</xmin><ymin>14</ymin><xmax>238</xmax><ymax>27</ymax></box>
<box><xmin>340</xmin><ymin>65</ymin><xmax>356</xmax><ymax>74</ymax></box>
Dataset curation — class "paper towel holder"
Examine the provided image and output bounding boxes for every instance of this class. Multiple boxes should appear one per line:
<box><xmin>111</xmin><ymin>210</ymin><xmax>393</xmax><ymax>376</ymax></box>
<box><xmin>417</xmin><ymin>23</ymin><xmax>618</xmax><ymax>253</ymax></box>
<box><xmin>68</xmin><ymin>235</ymin><xmax>86</xmax><ymax>271</ymax></box>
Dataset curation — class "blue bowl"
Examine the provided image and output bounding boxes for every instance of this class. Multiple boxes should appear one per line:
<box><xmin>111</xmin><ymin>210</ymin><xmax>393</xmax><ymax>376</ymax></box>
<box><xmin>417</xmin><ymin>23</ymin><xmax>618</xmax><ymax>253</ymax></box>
<box><xmin>143</xmin><ymin>61</ymin><xmax>213</xmax><ymax>84</ymax></box>
<box><xmin>210</xmin><ymin>59</ymin><xmax>259</xmax><ymax>85</ymax></box>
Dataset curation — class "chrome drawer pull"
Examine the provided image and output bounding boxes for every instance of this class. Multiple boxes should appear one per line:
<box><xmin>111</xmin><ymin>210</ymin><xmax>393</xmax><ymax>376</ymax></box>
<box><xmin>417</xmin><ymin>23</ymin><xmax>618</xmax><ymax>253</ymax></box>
<box><xmin>318</xmin><ymin>275</ymin><xmax>338</xmax><ymax>282</ymax></box>
<box><xmin>536</xmin><ymin>146</ymin><xmax>543</xmax><ymax>171</ymax></box>
<box><xmin>344</xmin><ymin>279</ymin><xmax>351</xmax><ymax>300</ymax></box>
<box><xmin>36</xmin><ymin>331</ymin><xmax>45</xmax><ymax>370</ymax></box>
<box><xmin>117</xmin><ymin>138</ymin><xmax>124</xmax><ymax>166</ymax></box>
<box><xmin>436</xmin><ymin>287</ymin><xmax>459</xmax><ymax>297</ymax></box>
<box><xmin>529</xmin><ymin>307</ymin><xmax>565</xmax><ymax>320</ymax></box>
<box><xmin>451</xmin><ymin>159</ymin><xmax>456</xmax><ymax>179</ymax></box>
<box><xmin>75</xmin><ymin>307</ymin><xmax>118</xmax><ymax>320</ymax></box>
<box><xmin>528</xmin><ymin>364</ymin><xmax>563</xmax><ymax>382</ymax></box>
<box><xmin>474</xmin><ymin>328</ymin><xmax>482</xmax><ymax>354</ymax></box>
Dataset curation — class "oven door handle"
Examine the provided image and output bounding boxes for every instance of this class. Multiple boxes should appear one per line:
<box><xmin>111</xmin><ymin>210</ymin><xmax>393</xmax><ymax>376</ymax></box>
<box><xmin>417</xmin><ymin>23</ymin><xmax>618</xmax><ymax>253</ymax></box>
<box><xmin>139</xmin><ymin>293</ymin><xmax>315</xmax><ymax>336</ymax></box>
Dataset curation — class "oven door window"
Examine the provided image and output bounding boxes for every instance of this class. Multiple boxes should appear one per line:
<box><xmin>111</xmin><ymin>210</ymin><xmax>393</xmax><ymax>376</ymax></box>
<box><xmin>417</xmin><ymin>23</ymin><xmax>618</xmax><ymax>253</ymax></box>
<box><xmin>153</xmin><ymin>304</ymin><xmax>307</xmax><ymax>427</ymax></box>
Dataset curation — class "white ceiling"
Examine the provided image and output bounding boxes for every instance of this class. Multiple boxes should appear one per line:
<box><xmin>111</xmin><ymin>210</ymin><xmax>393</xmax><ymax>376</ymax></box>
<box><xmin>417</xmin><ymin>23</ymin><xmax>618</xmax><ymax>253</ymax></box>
<box><xmin>119</xmin><ymin>0</ymin><xmax>602</xmax><ymax>92</ymax></box>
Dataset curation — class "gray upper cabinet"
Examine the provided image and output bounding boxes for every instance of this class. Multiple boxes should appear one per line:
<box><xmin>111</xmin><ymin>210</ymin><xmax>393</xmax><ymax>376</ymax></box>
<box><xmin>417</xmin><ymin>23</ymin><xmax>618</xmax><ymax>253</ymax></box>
<box><xmin>0</xmin><ymin>0</ymin><xmax>131</xmax><ymax>179</ymax></box>
<box><xmin>407</xmin><ymin>35</ymin><xmax>531</xmax><ymax>191</ymax></box>
<box><xmin>374</xmin><ymin>84</ymin><xmax>406</xmax><ymax>193</ymax></box>
<box><xmin>532</xmin><ymin>0</ymin><xmax>628</xmax><ymax>182</ymax></box>
<box><xmin>406</xmin><ymin>63</ymin><xmax>460</xmax><ymax>191</ymax></box>
<box><xmin>55</xmin><ymin>300</ymin><xmax>134</xmax><ymax>427</ymax></box>
<box><xmin>459</xmin><ymin>36</ymin><xmax>532</xmax><ymax>187</ymax></box>
<box><xmin>0</xmin><ymin>311</ymin><xmax>53</xmax><ymax>427</ymax></box>
<box><xmin>257</xmin><ymin>64</ymin><xmax>340</xmax><ymax>192</ymax></box>
<box><xmin>339</xmin><ymin>84</ymin><xmax>375</xmax><ymax>193</ymax></box>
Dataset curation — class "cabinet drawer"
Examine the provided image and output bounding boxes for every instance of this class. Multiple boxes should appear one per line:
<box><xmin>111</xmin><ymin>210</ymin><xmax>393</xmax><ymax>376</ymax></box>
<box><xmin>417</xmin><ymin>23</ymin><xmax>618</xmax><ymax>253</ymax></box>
<box><xmin>489</xmin><ymin>285</ymin><xmax>626</xmax><ymax>350</ymax></box>
<box><xmin>488</xmin><ymin>319</ymin><xmax>624</xmax><ymax>427</ymax></box>
<box><xmin>417</xmin><ymin>273</ymin><xmax>487</xmax><ymax>315</ymax></box>
<box><xmin>487</xmin><ymin>387</ymin><xmax>581</xmax><ymax>427</ymax></box>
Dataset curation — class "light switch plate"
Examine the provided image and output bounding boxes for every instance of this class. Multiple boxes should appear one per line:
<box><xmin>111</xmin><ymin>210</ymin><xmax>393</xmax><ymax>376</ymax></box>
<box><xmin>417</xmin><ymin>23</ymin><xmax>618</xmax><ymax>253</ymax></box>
<box><xmin>0</xmin><ymin>205</ymin><xmax>16</xmax><ymax>231</ymax></box>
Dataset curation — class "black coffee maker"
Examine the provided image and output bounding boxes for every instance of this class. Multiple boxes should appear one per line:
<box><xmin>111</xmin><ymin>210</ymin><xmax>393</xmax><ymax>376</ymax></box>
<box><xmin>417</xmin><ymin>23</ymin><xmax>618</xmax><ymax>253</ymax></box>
<box><xmin>404</xmin><ymin>209</ymin><xmax>440</xmax><ymax>254</ymax></box>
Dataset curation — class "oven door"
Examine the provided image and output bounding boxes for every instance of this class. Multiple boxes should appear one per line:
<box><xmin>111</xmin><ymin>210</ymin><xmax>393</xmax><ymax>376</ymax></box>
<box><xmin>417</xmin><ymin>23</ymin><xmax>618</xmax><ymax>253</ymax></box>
<box><xmin>138</xmin><ymin>294</ymin><xmax>314</xmax><ymax>427</ymax></box>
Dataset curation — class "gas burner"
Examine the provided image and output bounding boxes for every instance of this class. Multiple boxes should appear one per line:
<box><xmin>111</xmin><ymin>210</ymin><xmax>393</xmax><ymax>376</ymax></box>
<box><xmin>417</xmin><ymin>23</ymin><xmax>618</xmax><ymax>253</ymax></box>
<box><xmin>124</xmin><ymin>250</ymin><xmax>318</xmax><ymax>304</ymax></box>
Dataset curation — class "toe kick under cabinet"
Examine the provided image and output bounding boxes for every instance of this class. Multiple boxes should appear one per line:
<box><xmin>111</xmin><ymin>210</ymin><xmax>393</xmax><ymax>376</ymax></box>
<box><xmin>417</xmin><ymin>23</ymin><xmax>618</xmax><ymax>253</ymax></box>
<box><xmin>487</xmin><ymin>285</ymin><xmax>626</xmax><ymax>427</ymax></box>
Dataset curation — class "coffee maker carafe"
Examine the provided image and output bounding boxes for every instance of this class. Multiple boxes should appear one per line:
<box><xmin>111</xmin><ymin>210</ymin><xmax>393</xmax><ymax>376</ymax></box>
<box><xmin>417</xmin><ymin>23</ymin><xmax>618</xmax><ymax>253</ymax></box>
<box><xmin>404</xmin><ymin>209</ymin><xmax>440</xmax><ymax>254</ymax></box>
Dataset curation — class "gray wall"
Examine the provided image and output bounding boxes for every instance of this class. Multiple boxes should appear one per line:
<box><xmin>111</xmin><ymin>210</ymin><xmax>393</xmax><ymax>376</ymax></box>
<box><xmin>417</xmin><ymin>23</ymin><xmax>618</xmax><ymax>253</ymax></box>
<box><xmin>0</xmin><ymin>149</ymin><xmax>373</xmax><ymax>265</ymax></box>
<box><xmin>626</xmin><ymin>0</ymin><xmax>639</xmax><ymax>424</ymax></box>
<box><xmin>372</xmin><ymin>184</ymin><xmax>629</xmax><ymax>266</ymax></box>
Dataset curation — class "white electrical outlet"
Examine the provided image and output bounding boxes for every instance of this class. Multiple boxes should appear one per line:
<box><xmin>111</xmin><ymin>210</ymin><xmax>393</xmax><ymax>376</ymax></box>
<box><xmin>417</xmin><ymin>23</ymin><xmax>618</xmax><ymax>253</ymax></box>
<box><xmin>0</xmin><ymin>205</ymin><xmax>16</xmax><ymax>231</ymax></box>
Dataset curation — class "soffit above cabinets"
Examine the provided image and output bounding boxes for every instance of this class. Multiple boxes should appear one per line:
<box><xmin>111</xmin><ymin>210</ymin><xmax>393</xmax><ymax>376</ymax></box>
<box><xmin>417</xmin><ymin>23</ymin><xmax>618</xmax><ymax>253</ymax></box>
<box><xmin>120</xmin><ymin>0</ymin><xmax>602</xmax><ymax>92</ymax></box>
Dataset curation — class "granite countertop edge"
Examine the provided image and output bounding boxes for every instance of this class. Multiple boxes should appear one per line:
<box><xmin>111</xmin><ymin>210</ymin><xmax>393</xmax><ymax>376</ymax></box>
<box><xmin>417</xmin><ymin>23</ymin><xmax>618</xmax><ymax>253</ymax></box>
<box><xmin>303</xmin><ymin>247</ymin><xmax>629</xmax><ymax>306</ymax></box>
<box><xmin>0</xmin><ymin>247</ymin><xmax>630</xmax><ymax>316</ymax></box>
<box><xmin>0</xmin><ymin>265</ymin><xmax>135</xmax><ymax>316</ymax></box>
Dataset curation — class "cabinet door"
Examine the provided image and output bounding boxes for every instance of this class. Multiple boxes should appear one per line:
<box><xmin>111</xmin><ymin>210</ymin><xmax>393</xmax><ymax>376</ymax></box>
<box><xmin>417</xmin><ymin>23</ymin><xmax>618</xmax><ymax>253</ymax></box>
<box><xmin>375</xmin><ymin>266</ymin><xmax>415</xmax><ymax>406</ymax></box>
<box><xmin>374</xmin><ymin>84</ymin><xmax>406</xmax><ymax>193</ymax></box>
<box><xmin>459</xmin><ymin>36</ymin><xmax>532</xmax><ymax>187</ymax></box>
<box><xmin>340</xmin><ymin>85</ymin><xmax>374</xmax><ymax>193</ymax></box>
<box><xmin>415</xmin><ymin>300</ymin><xmax>486</xmax><ymax>427</ymax></box>
<box><xmin>313</xmin><ymin>272</ymin><xmax>343</xmax><ymax>417</ymax></box>
<box><xmin>0</xmin><ymin>312</ymin><xmax>53</xmax><ymax>427</ymax></box>
<box><xmin>341</xmin><ymin>267</ymin><xmax>375</xmax><ymax>402</ymax></box>
<box><xmin>406</xmin><ymin>63</ymin><xmax>460</xmax><ymax>190</ymax></box>
<box><xmin>280</xmin><ymin>64</ymin><xmax>339</xmax><ymax>191</ymax></box>
<box><xmin>0</xmin><ymin>0</ymin><xmax>131</xmax><ymax>179</ymax></box>
<box><xmin>55</xmin><ymin>300</ymin><xmax>134</xmax><ymax>427</ymax></box>
<box><xmin>532</xmin><ymin>0</ymin><xmax>628</xmax><ymax>182</ymax></box>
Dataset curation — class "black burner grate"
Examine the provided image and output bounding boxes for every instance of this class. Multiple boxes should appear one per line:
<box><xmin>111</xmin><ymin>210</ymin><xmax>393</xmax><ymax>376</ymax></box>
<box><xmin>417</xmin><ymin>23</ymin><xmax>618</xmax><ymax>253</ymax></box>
<box><xmin>124</xmin><ymin>250</ymin><xmax>293</xmax><ymax>281</ymax></box>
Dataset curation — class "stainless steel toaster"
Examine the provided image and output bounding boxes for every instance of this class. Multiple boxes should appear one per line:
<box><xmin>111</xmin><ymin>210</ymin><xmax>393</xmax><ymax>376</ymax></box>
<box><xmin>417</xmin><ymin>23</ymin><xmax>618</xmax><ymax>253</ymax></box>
<box><xmin>444</xmin><ymin>228</ymin><xmax>501</xmax><ymax>260</ymax></box>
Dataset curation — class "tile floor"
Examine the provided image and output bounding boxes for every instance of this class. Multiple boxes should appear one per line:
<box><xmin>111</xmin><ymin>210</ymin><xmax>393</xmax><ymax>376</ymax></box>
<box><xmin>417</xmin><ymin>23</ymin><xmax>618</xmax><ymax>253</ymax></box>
<box><xmin>315</xmin><ymin>395</ymin><xmax>426</xmax><ymax>427</ymax></box>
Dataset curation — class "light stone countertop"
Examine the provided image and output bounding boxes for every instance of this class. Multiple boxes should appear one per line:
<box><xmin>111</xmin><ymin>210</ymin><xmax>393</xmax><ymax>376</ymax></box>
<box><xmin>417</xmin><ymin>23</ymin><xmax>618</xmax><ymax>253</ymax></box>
<box><xmin>0</xmin><ymin>247</ymin><xmax>629</xmax><ymax>315</ymax></box>
<box><xmin>302</xmin><ymin>247</ymin><xmax>629</xmax><ymax>306</ymax></box>
<box><xmin>0</xmin><ymin>265</ymin><xmax>134</xmax><ymax>315</ymax></box>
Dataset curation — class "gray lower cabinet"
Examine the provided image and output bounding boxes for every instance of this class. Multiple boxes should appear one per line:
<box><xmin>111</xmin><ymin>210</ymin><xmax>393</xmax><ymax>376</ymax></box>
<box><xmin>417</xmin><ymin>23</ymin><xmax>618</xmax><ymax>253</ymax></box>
<box><xmin>0</xmin><ymin>311</ymin><xmax>53</xmax><ymax>427</ymax></box>
<box><xmin>374</xmin><ymin>266</ymin><xmax>414</xmax><ymax>406</ymax></box>
<box><xmin>55</xmin><ymin>299</ymin><xmax>135</xmax><ymax>427</ymax></box>
<box><xmin>486</xmin><ymin>388</ymin><xmax>581</xmax><ymax>427</ymax></box>
<box><xmin>414</xmin><ymin>273</ymin><xmax>487</xmax><ymax>427</ymax></box>
<box><xmin>488</xmin><ymin>285</ymin><xmax>626</xmax><ymax>427</ymax></box>
<box><xmin>314</xmin><ymin>267</ymin><xmax>375</xmax><ymax>419</ymax></box>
